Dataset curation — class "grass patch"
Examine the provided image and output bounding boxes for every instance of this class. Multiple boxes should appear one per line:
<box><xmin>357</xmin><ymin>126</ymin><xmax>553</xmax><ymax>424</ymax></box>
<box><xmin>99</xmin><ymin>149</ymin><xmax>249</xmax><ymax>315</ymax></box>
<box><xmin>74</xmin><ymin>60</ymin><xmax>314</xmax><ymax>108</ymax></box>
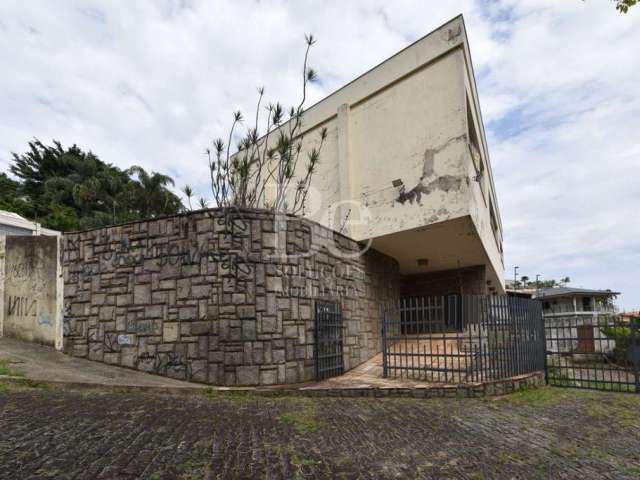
<box><xmin>495</xmin><ymin>450</ymin><xmax>527</xmax><ymax>466</ymax></box>
<box><xmin>0</xmin><ymin>378</ymin><xmax>46</xmax><ymax>392</ymax></box>
<box><xmin>278</xmin><ymin>401</ymin><xmax>324</xmax><ymax>434</ymax></box>
<box><xmin>0</xmin><ymin>359</ymin><xmax>25</xmax><ymax>377</ymax></box>
<box><xmin>203</xmin><ymin>388</ymin><xmax>257</xmax><ymax>404</ymax></box>
<box><xmin>269</xmin><ymin>443</ymin><xmax>322</xmax><ymax>479</ymax></box>
<box><xmin>501</xmin><ymin>386</ymin><xmax>566</xmax><ymax>406</ymax></box>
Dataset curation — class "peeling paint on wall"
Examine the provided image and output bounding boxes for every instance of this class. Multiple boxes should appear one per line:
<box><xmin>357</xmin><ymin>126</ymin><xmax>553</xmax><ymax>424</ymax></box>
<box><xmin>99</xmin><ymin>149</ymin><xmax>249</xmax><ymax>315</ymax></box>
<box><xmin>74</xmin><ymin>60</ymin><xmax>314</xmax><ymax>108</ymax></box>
<box><xmin>395</xmin><ymin>135</ymin><xmax>467</xmax><ymax>206</ymax></box>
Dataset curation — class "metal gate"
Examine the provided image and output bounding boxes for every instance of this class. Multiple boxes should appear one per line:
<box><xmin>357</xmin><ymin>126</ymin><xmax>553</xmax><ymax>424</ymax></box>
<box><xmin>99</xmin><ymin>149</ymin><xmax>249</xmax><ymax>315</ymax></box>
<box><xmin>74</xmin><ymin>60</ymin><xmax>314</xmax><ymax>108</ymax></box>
<box><xmin>545</xmin><ymin>316</ymin><xmax>640</xmax><ymax>393</ymax></box>
<box><xmin>314</xmin><ymin>301</ymin><xmax>344</xmax><ymax>380</ymax></box>
<box><xmin>382</xmin><ymin>295</ymin><xmax>546</xmax><ymax>383</ymax></box>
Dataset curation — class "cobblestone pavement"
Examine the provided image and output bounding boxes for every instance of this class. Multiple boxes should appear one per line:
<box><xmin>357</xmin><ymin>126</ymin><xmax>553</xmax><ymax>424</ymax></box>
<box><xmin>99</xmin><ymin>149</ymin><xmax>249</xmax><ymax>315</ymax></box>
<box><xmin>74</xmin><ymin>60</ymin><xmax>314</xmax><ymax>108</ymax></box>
<box><xmin>1</xmin><ymin>383</ymin><xmax>639</xmax><ymax>479</ymax></box>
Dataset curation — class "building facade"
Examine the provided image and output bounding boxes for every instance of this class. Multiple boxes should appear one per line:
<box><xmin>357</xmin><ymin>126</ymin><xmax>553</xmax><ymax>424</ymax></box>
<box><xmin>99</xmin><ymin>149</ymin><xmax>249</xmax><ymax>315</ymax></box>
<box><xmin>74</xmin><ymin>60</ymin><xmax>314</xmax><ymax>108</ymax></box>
<box><xmin>59</xmin><ymin>16</ymin><xmax>507</xmax><ymax>387</ymax></box>
<box><xmin>262</xmin><ymin>15</ymin><xmax>504</xmax><ymax>297</ymax></box>
<box><xmin>539</xmin><ymin>287</ymin><xmax>619</xmax><ymax>318</ymax></box>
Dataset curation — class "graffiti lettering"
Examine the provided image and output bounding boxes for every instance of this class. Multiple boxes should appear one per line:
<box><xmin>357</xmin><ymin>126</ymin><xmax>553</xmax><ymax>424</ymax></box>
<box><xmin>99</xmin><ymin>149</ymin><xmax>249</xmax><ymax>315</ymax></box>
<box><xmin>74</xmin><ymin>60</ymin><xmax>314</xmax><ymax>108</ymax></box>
<box><xmin>5</xmin><ymin>263</ymin><xmax>31</xmax><ymax>279</ymax></box>
<box><xmin>7</xmin><ymin>296</ymin><xmax>37</xmax><ymax>317</ymax></box>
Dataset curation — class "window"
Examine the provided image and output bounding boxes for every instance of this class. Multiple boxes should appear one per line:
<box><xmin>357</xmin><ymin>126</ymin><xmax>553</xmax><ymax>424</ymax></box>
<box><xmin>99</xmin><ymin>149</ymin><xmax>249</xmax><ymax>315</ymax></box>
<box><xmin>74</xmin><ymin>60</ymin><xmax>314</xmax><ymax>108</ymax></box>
<box><xmin>582</xmin><ymin>297</ymin><xmax>592</xmax><ymax>311</ymax></box>
<box><xmin>489</xmin><ymin>199</ymin><xmax>498</xmax><ymax>233</ymax></box>
<box><xmin>467</xmin><ymin>97</ymin><xmax>482</xmax><ymax>170</ymax></box>
<box><xmin>467</xmin><ymin>95</ymin><xmax>486</xmax><ymax>203</ymax></box>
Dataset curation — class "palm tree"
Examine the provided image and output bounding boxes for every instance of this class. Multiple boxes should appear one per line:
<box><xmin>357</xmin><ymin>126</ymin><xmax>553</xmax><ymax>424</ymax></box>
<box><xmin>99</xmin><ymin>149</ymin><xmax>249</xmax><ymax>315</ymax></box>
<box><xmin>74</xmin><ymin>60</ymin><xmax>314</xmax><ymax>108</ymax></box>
<box><xmin>520</xmin><ymin>276</ymin><xmax>530</xmax><ymax>288</ymax></box>
<box><xmin>126</xmin><ymin>165</ymin><xmax>182</xmax><ymax>218</ymax></box>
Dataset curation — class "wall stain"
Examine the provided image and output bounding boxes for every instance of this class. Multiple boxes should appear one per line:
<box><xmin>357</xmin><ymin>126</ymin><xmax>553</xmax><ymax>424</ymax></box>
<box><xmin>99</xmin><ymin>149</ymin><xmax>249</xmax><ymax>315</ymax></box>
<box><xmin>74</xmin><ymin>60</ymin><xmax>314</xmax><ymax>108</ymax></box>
<box><xmin>395</xmin><ymin>135</ymin><xmax>467</xmax><ymax>206</ymax></box>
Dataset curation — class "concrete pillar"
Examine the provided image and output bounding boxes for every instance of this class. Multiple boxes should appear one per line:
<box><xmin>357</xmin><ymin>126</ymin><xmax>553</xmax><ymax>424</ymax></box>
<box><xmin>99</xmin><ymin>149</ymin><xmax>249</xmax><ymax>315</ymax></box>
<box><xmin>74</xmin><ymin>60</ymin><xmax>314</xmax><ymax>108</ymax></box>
<box><xmin>55</xmin><ymin>236</ymin><xmax>64</xmax><ymax>350</ymax></box>
<box><xmin>336</xmin><ymin>103</ymin><xmax>352</xmax><ymax>236</ymax></box>
<box><xmin>0</xmin><ymin>236</ymin><xmax>5</xmax><ymax>338</ymax></box>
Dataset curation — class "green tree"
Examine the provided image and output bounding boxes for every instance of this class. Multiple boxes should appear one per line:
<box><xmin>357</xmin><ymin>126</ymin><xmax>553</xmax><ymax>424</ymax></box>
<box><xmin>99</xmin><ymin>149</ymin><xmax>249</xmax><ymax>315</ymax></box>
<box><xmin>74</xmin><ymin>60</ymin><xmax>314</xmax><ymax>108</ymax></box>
<box><xmin>0</xmin><ymin>173</ymin><xmax>31</xmax><ymax>218</ymax></box>
<box><xmin>615</xmin><ymin>0</ymin><xmax>637</xmax><ymax>13</ymax></box>
<box><xmin>6</xmin><ymin>139</ymin><xmax>183</xmax><ymax>231</ymax></box>
<box><xmin>126</xmin><ymin>166</ymin><xmax>182</xmax><ymax>219</ymax></box>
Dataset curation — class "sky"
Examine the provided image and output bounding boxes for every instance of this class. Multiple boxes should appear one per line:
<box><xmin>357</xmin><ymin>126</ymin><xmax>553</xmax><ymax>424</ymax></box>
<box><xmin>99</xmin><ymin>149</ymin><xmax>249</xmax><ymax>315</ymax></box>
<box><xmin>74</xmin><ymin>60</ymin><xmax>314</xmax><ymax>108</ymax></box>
<box><xmin>1</xmin><ymin>0</ymin><xmax>639</xmax><ymax>309</ymax></box>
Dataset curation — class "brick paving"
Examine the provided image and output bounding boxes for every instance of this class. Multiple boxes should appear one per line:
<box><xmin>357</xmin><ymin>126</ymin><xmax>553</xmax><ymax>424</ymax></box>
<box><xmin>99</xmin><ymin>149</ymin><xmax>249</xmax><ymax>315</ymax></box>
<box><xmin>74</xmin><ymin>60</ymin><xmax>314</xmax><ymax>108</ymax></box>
<box><xmin>1</xmin><ymin>384</ymin><xmax>639</xmax><ymax>479</ymax></box>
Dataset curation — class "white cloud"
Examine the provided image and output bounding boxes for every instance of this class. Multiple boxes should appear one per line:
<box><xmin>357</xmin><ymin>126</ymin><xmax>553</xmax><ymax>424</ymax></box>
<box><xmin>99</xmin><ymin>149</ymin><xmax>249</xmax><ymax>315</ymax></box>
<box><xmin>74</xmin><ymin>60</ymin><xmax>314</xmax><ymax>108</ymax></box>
<box><xmin>1</xmin><ymin>0</ymin><xmax>639</xmax><ymax>308</ymax></box>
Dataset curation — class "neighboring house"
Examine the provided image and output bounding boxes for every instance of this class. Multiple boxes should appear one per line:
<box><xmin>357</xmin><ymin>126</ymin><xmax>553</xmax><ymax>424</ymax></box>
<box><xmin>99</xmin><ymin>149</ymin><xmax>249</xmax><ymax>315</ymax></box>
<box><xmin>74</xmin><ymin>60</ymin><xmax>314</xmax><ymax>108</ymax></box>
<box><xmin>0</xmin><ymin>210</ymin><xmax>60</xmax><ymax>236</ymax></box>
<box><xmin>262</xmin><ymin>15</ymin><xmax>504</xmax><ymax>298</ymax></box>
<box><xmin>537</xmin><ymin>287</ymin><xmax>619</xmax><ymax>318</ymax></box>
<box><xmin>537</xmin><ymin>287</ymin><xmax>620</xmax><ymax>355</ymax></box>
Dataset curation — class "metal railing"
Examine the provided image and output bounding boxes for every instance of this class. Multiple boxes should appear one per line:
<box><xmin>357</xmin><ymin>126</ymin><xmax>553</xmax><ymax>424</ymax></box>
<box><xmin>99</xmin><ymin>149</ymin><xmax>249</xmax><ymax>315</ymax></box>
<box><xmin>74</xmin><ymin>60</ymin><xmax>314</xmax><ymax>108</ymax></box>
<box><xmin>545</xmin><ymin>314</ymin><xmax>639</xmax><ymax>393</ymax></box>
<box><xmin>382</xmin><ymin>295</ymin><xmax>545</xmax><ymax>384</ymax></box>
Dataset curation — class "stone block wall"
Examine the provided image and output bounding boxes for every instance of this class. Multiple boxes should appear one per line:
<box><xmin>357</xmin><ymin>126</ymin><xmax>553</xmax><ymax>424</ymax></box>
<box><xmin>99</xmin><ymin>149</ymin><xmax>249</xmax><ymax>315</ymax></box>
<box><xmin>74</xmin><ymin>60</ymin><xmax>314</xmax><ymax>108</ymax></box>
<box><xmin>62</xmin><ymin>208</ymin><xmax>399</xmax><ymax>386</ymax></box>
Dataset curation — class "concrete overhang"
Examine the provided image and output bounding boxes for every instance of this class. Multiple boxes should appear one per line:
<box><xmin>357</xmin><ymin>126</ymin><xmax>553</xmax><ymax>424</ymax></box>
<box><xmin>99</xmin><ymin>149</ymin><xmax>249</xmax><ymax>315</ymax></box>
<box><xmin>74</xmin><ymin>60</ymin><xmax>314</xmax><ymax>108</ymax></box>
<box><xmin>369</xmin><ymin>215</ymin><xmax>504</xmax><ymax>293</ymax></box>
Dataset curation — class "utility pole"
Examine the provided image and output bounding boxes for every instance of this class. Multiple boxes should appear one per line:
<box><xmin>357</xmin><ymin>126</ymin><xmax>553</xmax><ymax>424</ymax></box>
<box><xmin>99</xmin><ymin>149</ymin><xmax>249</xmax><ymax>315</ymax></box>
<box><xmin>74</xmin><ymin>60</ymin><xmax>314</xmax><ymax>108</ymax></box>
<box><xmin>536</xmin><ymin>274</ymin><xmax>541</xmax><ymax>298</ymax></box>
<box><xmin>514</xmin><ymin>266</ymin><xmax>519</xmax><ymax>290</ymax></box>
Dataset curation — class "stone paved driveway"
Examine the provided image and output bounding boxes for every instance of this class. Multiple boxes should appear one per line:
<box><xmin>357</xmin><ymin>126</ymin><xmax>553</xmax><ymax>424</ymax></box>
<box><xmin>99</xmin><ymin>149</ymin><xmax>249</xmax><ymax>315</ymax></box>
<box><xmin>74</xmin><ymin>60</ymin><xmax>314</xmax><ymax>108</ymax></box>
<box><xmin>1</xmin><ymin>383</ymin><xmax>639</xmax><ymax>479</ymax></box>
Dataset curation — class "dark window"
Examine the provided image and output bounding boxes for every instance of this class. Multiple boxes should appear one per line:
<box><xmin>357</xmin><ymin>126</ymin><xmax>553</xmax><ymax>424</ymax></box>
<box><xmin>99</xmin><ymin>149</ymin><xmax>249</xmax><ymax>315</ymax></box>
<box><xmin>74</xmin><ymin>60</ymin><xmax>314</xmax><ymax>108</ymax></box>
<box><xmin>582</xmin><ymin>297</ymin><xmax>592</xmax><ymax>311</ymax></box>
<box><xmin>467</xmin><ymin>97</ymin><xmax>481</xmax><ymax>166</ymax></box>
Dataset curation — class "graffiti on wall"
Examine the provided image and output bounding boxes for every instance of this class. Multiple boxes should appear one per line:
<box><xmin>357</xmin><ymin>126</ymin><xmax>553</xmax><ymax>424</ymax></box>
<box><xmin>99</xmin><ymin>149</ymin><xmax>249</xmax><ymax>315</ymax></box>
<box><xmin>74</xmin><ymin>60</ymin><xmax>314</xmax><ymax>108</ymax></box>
<box><xmin>6</xmin><ymin>296</ymin><xmax>37</xmax><ymax>317</ymax></box>
<box><xmin>138</xmin><ymin>350</ymin><xmax>203</xmax><ymax>379</ymax></box>
<box><xmin>65</xmin><ymin>236</ymin><xmax>253</xmax><ymax>278</ymax></box>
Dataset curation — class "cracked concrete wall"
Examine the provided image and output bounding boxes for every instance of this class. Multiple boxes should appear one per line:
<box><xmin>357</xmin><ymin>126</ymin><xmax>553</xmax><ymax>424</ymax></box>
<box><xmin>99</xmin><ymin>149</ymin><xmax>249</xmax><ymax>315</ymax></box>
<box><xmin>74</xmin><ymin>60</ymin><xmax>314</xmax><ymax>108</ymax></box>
<box><xmin>299</xmin><ymin>48</ymin><xmax>472</xmax><ymax>241</ymax></box>
<box><xmin>253</xmin><ymin>16</ymin><xmax>504</xmax><ymax>290</ymax></box>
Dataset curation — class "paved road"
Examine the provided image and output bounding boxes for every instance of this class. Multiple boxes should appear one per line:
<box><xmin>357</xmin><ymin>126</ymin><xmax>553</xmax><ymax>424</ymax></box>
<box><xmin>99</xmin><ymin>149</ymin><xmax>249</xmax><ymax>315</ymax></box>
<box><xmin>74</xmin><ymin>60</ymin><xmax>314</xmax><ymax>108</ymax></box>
<box><xmin>1</xmin><ymin>384</ymin><xmax>639</xmax><ymax>479</ymax></box>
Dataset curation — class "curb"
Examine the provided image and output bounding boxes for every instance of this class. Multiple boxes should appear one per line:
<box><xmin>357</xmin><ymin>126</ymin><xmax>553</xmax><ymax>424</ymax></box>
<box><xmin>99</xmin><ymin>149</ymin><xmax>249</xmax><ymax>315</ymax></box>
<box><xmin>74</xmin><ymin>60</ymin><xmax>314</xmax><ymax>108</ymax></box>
<box><xmin>0</xmin><ymin>371</ymin><xmax>545</xmax><ymax>399</ymax></box>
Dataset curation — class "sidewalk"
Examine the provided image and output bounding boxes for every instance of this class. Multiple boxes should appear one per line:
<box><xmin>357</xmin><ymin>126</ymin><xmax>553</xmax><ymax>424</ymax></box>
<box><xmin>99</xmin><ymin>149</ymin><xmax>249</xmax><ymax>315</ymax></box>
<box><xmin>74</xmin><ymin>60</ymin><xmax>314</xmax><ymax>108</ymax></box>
<box><xmin>0</xmin><ymin>337</ymin><xmax>207</xmax><ymax>391</ymax></box>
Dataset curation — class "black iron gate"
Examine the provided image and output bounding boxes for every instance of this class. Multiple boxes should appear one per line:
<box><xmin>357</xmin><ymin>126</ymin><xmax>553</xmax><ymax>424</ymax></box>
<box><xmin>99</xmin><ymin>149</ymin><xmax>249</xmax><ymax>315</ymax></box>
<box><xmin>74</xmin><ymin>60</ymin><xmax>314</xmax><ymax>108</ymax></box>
<box><xmin>544</xmin><ymin>316</ymin><xmax>640</xmax><ymax>393</ymax></box>
<box><xmin>314</xmin><ymin>301</ymin><xmax>344</xmax><ymax>380</ymax></box>
<box><xmin>382</xmin><ymin>295</ymin><xmax>546</xmax><ymax>383</ymax></box>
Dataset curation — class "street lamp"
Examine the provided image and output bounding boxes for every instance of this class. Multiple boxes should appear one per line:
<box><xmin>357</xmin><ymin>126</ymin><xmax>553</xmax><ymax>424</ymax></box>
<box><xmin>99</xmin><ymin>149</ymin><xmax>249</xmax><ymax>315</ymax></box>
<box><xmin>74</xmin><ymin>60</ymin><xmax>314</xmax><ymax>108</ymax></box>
<box><xmin>514</xmin><ymin>266</ymin><xmax>519</xmax><ymax>290</ymax></box>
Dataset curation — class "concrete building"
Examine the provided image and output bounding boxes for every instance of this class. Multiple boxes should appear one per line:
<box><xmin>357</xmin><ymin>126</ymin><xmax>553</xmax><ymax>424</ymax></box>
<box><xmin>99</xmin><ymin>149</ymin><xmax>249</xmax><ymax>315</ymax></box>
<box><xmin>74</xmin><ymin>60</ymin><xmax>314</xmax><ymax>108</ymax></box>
<box><xmin>264</xmin><ymin>15</ymin><xmax>504</xmax><ymax>296</ymax></box>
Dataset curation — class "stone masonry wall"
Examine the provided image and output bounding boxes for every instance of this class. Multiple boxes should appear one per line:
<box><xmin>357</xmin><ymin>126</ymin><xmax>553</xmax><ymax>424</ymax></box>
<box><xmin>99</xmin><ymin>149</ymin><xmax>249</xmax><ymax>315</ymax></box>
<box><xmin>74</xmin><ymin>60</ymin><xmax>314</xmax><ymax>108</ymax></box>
<box><xmin>62</xmin><ymin>209</ymin><xmax>399</xmax><ymax>386</ymax></box>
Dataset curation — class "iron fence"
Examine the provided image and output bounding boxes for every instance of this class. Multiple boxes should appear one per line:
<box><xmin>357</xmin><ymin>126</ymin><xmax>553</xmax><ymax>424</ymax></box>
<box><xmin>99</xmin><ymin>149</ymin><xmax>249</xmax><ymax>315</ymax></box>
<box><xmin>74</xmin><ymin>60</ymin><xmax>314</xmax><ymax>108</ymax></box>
<box><xmin>382</xmin><ymin>295</ymin><xmax>545</xmax><ymax>384</ymax></box>
<box><xmin>545</xmin><ymin>314</ymin><xmax>640</xmax><ymax>393</ymax></box>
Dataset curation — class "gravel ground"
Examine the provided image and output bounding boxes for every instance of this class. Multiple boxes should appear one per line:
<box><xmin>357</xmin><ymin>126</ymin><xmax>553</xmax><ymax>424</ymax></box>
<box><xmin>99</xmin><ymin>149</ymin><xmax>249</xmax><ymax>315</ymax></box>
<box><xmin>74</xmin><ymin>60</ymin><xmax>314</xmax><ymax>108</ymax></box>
<box><xmin>1</xmin><ymin>382</ymin><xmax>639</xmax><ymax>479</ymax></box>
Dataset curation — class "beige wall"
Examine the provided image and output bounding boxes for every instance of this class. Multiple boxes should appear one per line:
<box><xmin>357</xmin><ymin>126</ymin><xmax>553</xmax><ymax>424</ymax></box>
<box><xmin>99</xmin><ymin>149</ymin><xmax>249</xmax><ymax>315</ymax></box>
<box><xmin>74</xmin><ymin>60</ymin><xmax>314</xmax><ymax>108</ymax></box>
<box><xmin>1</xmin><ymin>236</ymin><xmax>63</xmax><ymax>349</ymax></box>
<box><xmin>254</xmin><ymin>16</ymin><xmax>504</xmax><ymax>291</ymax></box>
